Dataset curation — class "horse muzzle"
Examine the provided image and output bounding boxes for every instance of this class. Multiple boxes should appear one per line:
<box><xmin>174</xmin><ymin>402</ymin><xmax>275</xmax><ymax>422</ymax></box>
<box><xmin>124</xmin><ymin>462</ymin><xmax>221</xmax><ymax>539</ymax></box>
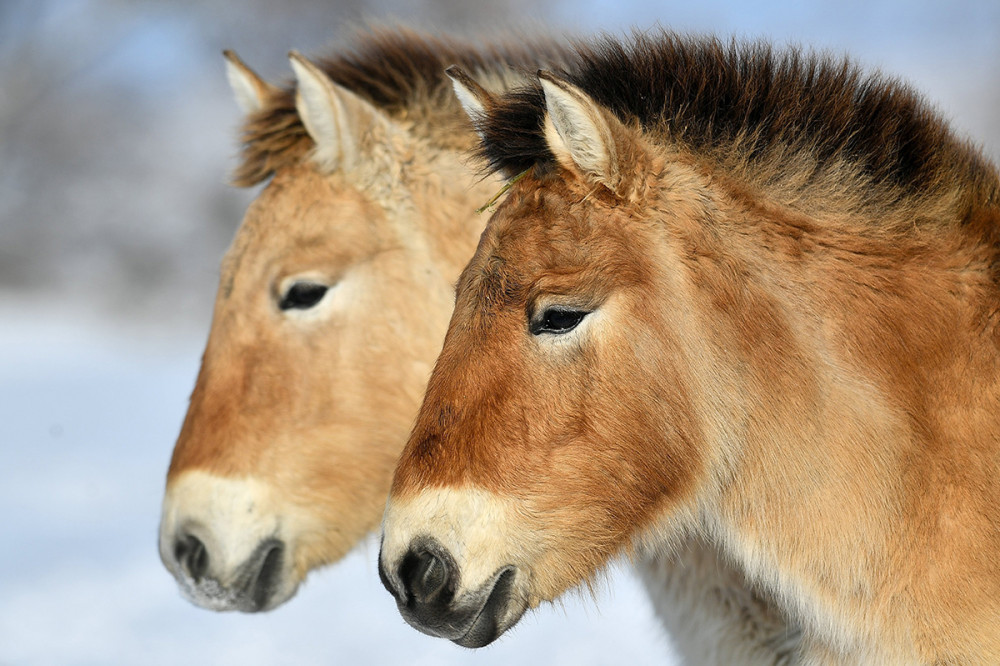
<box><xmin>378</xmin><ymin>537</ymin><xmax>521</xmax><ymax>647</ymax></box>
<box><xmin>158</xmin><ymin>472</ymin><xmax>298</xmax><ymax>612</ymax></box>
<box><xmin>161</xmin><ymin>527</ymin><xmax>288</xmax><ymax>612</ymax></box>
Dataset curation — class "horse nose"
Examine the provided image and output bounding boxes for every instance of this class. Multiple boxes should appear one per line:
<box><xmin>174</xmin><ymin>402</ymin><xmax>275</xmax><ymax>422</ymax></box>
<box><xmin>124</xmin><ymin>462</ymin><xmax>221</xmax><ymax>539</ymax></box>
<box><xmin>379</xmin><ymin>538</ymin><xmax>516</xmax><ymax>646</ymax></box>
<box><xmin>380</xmin><ymin>539</ymin><xmax>456</xmax><ymax>608</ymax></box>
<box><xmin>243</xmin><ymin>539</ymin><xmax>285</xmax><ymax>610</ymax></box>
<box><xmin>159</xmin><ymin>474</ymin><xmax>297</xmax><ymax>611</ymax></box>
<box><xmin>173</xmin><ymin>532</ymin><xmax>209</xmax><ymax>582</ymax></box>
<box><xmin>401</xmin><ymin>548</ymin><xmax>452</xmax><ymax>604</ymax></box>
<box><xmin>165</xmin><ymin>529</ymin><xmax>286</xmax><ymax>611</ymax></box>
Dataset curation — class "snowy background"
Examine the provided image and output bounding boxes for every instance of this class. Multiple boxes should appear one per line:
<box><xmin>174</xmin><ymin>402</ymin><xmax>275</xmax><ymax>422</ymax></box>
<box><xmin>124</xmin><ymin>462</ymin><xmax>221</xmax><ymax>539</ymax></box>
<box><xmin>1</xmin><ymin>1</ymin><xmax>997</xmax><ymax>664</ymax></box>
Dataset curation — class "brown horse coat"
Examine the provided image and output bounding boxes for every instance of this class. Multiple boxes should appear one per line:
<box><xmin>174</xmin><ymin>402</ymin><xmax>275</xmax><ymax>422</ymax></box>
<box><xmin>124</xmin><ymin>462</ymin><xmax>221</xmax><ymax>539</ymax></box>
<box><xmin>381</xmin><ymin>31</ymin><xmax>1000</xmax><ymax>663</ymax></box>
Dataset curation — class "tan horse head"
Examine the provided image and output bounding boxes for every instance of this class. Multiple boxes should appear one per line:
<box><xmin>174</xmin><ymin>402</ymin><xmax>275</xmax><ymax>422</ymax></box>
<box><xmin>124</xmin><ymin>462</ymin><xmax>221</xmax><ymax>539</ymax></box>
<box><xmin>380</xmin><ymin>33</ymin><xmax>1000</xmax><ymax>661</ymax></box>
<box><xmin>159</xmin><ymin>31</ymin><xmax>566</xmax><ymax>612</ymax></box>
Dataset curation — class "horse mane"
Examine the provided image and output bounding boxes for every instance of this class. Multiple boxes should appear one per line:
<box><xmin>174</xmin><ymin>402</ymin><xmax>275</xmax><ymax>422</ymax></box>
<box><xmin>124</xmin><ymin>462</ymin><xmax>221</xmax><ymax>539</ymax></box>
<box><xmin>477</xmin><ymin>30</ymin><xmax>999</xmax><ymax>222</ymax></box>
<box><xmin>232</xmin><ymin>27</ymin><xmax>571</xmax><ymax>187</ymax></box>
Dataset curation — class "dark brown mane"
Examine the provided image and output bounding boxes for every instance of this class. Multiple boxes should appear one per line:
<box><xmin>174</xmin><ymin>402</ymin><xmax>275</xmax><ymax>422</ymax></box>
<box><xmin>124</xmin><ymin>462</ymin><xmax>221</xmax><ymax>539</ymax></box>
<box><xmin>232</xmin><ymin>27</ymin><xmax>572</xmax><ymax>187</ymax></box>
<box><xmin>477</xmin><ymin>30</ymin><xmax>999</xmax><ymax>217</ymax></box>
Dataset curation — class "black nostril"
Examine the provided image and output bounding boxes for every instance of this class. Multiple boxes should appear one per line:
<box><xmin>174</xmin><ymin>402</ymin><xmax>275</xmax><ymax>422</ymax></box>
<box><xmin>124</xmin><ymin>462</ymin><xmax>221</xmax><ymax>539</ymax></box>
<box><xmin>174</xmin><ymin>533</ymin><xmax>209</xmax><ymax>582</ymax></box>
<box><xmin>399</xmin><ymin>548</ymin><xmax>451</xmax><ymax>604</ymax></box>
<box><xmin>249</xmin><ymin>541</ymin><xmax>284</xmax><ymax>611</ymax></box>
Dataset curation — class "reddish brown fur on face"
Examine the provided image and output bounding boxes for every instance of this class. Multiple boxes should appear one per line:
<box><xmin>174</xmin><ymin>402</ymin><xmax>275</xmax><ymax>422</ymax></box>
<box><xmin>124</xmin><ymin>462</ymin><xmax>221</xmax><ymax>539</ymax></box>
<box><xmin>394</xmin><ymin>168</ymin><xmax>1000</xmax><ymax>658</ymax></box>
<box><xmin>388</xmin><ymin>31</ymin><xmax>1000</xmax><ymax>661</ymax></box>
<box><xmin>393</xmin><ymin>173</ymin><xmax>708</xmax><ymax>593</ymax></box>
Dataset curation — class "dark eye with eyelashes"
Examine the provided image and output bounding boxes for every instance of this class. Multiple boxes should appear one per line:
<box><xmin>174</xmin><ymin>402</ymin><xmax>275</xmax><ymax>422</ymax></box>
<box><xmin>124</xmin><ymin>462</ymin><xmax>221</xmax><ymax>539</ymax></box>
<box><xmin>530</xmin><ymin>307</ymin><xmax>589</xmax><ymax>335</ymax></box>
<box><xmin>279</xmin><ymin>281</ymin><xmax>329</xmax><ymax>311</ymax></box>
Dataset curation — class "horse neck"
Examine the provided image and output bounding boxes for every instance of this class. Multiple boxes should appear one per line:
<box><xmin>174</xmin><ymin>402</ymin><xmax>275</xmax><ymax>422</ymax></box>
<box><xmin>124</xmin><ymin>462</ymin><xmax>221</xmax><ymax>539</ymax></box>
<box><xmin>664</xmin><ymin>174</ymin><xmax>1000</xmax><ymax>631</ymax></box>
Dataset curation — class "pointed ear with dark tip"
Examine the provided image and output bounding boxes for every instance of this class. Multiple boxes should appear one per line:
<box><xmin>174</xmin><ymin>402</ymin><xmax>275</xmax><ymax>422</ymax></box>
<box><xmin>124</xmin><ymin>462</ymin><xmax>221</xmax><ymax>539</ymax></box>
<box><xmin>288</xmin><ymin>50</ymin><xmax>391</xmax><ymax>172</ymax></box>
<box><xmin>223</xmin><ymin>50</ymin><xmax>280</xmax><ymax>114</ymax></box>
<box><xmin>445</xmin><ymin>66</ymin><xmax>494</xmax><ymax>127</ymax></box>
<box><xmin>538</xmin><ymin>70</ymin><xmax>639</xmax><ymax>195</ymax></box>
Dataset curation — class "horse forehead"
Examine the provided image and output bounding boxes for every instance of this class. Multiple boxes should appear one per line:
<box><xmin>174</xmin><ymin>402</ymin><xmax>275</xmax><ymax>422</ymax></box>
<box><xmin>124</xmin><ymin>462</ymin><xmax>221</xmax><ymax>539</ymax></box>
<box><xmin>241</xmin><ymin>168</ymin><xmax>387</xmax><ymax>251</ymax></box>
<box><xmin>254</xmin><ymin>167</ymin><xmax>375</xmax><ymax>224</ymax></box>
<box><xmin>460</xmin><ymin>178</ymin><xmax>614</xmax><ymax>298</ymax></box>
<box><xmin>486</xmin><ymin>192</ymin><xmax>613</xmax><ymax>271</ymax></box>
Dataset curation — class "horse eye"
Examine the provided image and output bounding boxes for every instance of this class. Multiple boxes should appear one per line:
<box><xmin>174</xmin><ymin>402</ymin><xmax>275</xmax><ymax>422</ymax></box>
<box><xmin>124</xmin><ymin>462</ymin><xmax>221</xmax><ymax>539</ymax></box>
<box><xmin>279</xmin><ymin>281</ymin><xmax>329</xmax><ymax>311</ymax></box>
<box><xmin>531</xmin><ymin>308</ymin><xmax>588</xmax><ymax>335</ymax></box>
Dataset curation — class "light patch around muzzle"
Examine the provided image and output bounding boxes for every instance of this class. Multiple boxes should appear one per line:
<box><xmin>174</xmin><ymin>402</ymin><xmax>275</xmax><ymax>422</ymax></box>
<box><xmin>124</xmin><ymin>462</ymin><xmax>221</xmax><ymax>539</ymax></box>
<box><xmin>159</xmin><ymin>470</ymin><xmax>300</xmax><ymax>611</ymax></box>
<box><xmin>380</xmin><ymin>486</ymin><xmax>534</xmax><ymax>605</ymax></box>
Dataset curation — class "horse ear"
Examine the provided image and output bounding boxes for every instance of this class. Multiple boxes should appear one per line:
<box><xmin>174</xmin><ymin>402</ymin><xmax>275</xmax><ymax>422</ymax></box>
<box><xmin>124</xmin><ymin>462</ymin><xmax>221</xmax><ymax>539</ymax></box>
<box><xmin>538</xmin><ymin>70</ymin><xmax>631</xmax><ymax>193</ymax></box>
<box><xmin>223</xmin><ymin>50</ymin><xmax>279</xmax><ymax>114</ymax></box>
<box><xmin>445</xmin><ymin>66</ymin><xmax>494</xmax><ymax>130</ymax></box>
<box><xmin>288</xmin><ymin>50</ymin><xmax>387</xmax><ymax>172</ymax></box>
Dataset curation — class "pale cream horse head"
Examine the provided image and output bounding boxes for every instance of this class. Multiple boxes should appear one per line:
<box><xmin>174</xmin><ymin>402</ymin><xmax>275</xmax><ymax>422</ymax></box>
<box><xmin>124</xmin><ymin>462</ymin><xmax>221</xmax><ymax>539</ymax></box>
<box><xmin>158</xmin><ymin>36</ymin><xmax>513</xmax><ymax>612</ymax></box>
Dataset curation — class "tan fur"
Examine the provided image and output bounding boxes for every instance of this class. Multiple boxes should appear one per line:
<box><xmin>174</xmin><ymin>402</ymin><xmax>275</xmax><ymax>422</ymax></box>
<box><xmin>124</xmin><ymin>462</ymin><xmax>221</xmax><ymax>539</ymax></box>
<box><xmin>165</xmin><ymin>153</ymin><xmax>490</xmax><ymax>587</ymax></box>
<box><xmin>638</xmin><ymin>540</ymin><xmax>801</xmax><ymax>665</ymax></box>
<box><xmin>160</xmin><ymin>30</ymin><xmax>535</xmax><ymax>609</ymax></box>
<box><xmin>230</xmin><ymin>27</ymin><xmax>576</xmax><ymax>187</ymax></box>
<box><xmin>386</xmin><ymin>58</ymin><xmax>1000</xmax><ymax>661</ymax></box>
<box><xmin>173</xmin><ymin>32</ymin><xmax>804</xmax><ymax>660</ymax></box>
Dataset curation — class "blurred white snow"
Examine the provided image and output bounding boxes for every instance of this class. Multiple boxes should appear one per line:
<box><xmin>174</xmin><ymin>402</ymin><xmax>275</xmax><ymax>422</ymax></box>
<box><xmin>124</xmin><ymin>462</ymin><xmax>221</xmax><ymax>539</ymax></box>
<box><xmin>1</xmin><ymin>1</ymin><xmax>997</xmax><ymax>663</ymax></box>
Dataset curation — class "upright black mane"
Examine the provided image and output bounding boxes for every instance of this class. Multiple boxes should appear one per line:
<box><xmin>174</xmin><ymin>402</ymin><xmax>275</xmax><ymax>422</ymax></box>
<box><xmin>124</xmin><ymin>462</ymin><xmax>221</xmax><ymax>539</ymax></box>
<box><xmin>477</xmin><ymin>30</ymin><xmax>998</xmax><ymax>209</ymax></box>
<box><xmin>315</xmin><ymin>26</ymin><xmax>570</xmax><ymax>125</ymax></box>
<box><xmin>233</xmin><ymin>27</ymin><xmax>572</xmax><ymax>186</ymax></box>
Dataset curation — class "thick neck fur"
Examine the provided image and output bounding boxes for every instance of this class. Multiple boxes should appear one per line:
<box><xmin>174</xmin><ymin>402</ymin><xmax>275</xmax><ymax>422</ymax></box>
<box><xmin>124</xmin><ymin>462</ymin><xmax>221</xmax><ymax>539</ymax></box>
<box><xmin>646</xmin><ymin>153</ymin><xmax>1000</xmax><ymax>661</ymax></box>
<box><xmin>465</xmin><ymin>30</ymin><xmax>1000</xmax><ymax>654</ymax></box>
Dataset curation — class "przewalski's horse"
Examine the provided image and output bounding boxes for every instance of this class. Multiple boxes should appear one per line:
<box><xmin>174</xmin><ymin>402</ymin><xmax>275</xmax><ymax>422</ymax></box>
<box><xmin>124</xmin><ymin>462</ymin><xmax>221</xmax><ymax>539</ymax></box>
<box><xmin>158</xmin><ymin>27</ymin><xmax>795</xmax><ymax>663</ymax></box>
<box><xmin>158</xmin><ymin>29</ymin><xmax>574</xmax><ymax>612</ymax></box>
<box><xmin>379</xmin><ymin>32</ymin><xmax>1000</xmax><ymax>662</ymax></box>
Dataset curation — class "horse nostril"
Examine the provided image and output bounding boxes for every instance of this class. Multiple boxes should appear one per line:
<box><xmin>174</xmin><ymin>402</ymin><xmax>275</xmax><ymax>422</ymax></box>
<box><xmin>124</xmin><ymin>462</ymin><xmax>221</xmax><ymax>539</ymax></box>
<box><xmin>416</xmin><ymin>552</ymin><xmax>446</xmax><ymax>601</ymax></box>
<box><xmin>249</xmin><ymin>540</ymin><xmax>284</xmax><ymax>611</ymax></box>
<box><xmin>400</xmin><ymin>547</ymin><xmax>452</xmax><ymax>604</ymax></box>
<box><xmin>174</xmin><ymin>533</ymin><xmax>209</xmax><ymax>582</ymax></box>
